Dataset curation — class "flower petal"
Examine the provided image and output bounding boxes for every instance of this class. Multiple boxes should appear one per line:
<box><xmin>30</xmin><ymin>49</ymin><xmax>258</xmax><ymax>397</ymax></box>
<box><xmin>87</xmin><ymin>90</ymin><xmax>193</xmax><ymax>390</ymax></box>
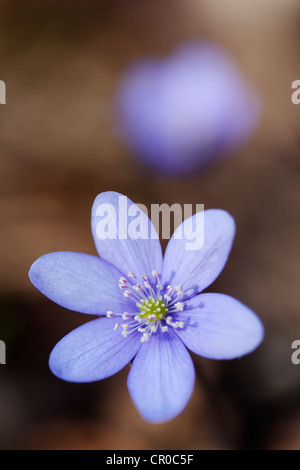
<box><xmin>175</xmin><ymin>293</ymin><xmax>264</xmax><ymax>359</ymax></box>
<box><xmin>127</xmin><ymin>330</ymin><xmax>195</xmax><ymax>423</ymax></box>
<box><xmin>161</xmin><ymin>209</ymin><xmax>235</xmax><ymax>297</ymax></box>
<box><xmin>91</xmin><ymin>192</ymin><xmax>163</xmax><ymax>279</ymax></box>
<box><xmin>49</xmin><ymin>317</ymin><xmax>141</xmax><ymax>382</ymax></box>
<box><xmin>29</xmin><ymin>251</ymin><xmax>132</xmax><ymax>315</ymax></box>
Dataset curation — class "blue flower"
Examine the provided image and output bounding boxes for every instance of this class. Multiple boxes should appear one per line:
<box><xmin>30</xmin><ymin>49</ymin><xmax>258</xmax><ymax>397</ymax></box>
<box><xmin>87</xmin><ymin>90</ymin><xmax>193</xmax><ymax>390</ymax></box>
<box><xmin>116</xmin><ymin>43</ymin><xmax>261</xmax><ymax>175</ymax></box>
<box><xmin>29</xmin><ymin>192</ymin><xmax>264</xmax><ymax>423</ymax></box>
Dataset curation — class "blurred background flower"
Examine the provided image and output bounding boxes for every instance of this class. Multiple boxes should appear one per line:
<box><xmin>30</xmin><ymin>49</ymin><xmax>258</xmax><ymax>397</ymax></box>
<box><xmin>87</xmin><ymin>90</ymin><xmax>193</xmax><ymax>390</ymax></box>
<box><xmin>116</xmin><ymin>43</ymin><xmax>261</xmax><ymax>175</ymax></box>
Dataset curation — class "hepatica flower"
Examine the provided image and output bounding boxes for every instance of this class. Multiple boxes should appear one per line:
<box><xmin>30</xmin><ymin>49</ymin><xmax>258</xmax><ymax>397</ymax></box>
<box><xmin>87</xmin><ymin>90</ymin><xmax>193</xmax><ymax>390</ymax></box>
<box><xmin>29</xmin><ymin>192</ymin><xmax>264</xmax><ymax>423</ymax></box>
<box><xmin>116</xmin><ymin>43</ymin><xmax>261</xmax><ymax>175</ymax></box>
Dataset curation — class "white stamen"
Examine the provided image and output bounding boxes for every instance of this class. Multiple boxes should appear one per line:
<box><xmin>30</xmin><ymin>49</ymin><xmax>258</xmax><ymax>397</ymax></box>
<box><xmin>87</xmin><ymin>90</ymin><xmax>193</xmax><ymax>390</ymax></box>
<box><xmin>141</xmin><ymin>333</ymin><xmax>149</xmax><ymax>342</ymax></box>
<box><xmin>133</xmin><ymin>284</ymin><xmax>142</xmax><ymax>292</ymax></box>
<box><xmin>175</xmin><ymin>302</ymin><xmax>184</xmax><ymax>312</ymax></box>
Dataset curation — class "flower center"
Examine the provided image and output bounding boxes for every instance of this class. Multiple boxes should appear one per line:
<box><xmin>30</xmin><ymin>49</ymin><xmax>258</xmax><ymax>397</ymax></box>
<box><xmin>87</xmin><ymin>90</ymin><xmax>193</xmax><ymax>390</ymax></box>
<box><xmin>106</xmin><ymin>270</ymin><xmax>185</xmax><ymax>343</ymax></box>
<box><xmin>139</xmin><ymin>297</ymin><xmax>168</xmax><ymax>321</ymax></box>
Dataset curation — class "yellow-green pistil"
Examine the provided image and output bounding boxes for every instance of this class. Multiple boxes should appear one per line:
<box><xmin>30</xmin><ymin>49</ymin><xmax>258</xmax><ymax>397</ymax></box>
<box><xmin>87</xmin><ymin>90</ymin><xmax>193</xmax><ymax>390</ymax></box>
<box><xmin>139</xmin><ymin>297</ymin><xmax>168</xmax><ymax>321</ymax></box>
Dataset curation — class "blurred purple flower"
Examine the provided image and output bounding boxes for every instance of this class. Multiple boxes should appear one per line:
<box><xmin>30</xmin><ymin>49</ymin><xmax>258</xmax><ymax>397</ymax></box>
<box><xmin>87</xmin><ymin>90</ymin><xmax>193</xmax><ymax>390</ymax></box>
<box><xmin>116</xmin><ymin>43</ymin><xmax>261</xmax><ymax>175</ymax></box>
<box><xmin>29</xmin><ymin>192</ymin><xmax>264</xmax><ymax>422</ymax></box>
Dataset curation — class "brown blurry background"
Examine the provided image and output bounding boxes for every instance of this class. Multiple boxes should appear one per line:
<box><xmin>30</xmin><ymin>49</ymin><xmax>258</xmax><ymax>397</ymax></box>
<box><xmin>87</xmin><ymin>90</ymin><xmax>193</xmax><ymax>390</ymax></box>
<box><xmin>0</xmin><ymin>0</ymin><xmax>300</xmax><ymax>450</ymax></box>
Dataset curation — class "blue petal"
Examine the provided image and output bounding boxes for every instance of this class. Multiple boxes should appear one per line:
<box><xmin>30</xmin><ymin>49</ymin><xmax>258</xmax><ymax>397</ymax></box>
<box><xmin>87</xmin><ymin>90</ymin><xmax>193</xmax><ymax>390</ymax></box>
<box><xmin>29</xmin><ymin>251</ymin><xmax>132</xmax><ymax>315</ymax></box>
<box><xmin>175</xmin><ymin>293</ymin><xmax>264</xmax><ymax>359</ymax></box>
<box><xmin>127</xmin><ymin>330</ymin><xmax>195</xmax><ymax>423</ymax></box>
<box><xmin>49</xmin><ymin>317</ymin><xmax>141</xmax><ymax>382</ymax></box>
<box><xmin>91</xmin><ymin>191</ymin><xmax>163</xmax><ymax>278</ymax></box>
<box><xmin>161</xmin><ymin>209</ymin><xmax>235</xmax><ymax>297</ymax></box>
